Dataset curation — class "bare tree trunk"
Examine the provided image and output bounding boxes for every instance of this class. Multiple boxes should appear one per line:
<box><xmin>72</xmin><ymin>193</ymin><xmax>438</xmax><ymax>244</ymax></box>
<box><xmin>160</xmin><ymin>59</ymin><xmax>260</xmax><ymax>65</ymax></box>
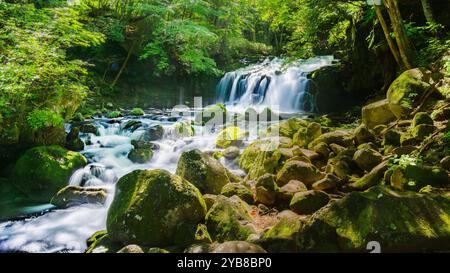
<box><xmin>374</xmin><ymin>5</ymin><xmax>403</xmax><ymax>69</ymax></box>
<box><xmin>420</xmin><ymin>0</ymin><xmax>435</xmax><ymax>23</ymax></box>
<box><xmin>111</xmin><ymin>42</ymin><xmax>136</xmax><ymax>88</ymax></box>
<box><xmin>384</xmin><ymin>0</ymin><xmax>415</xmax><ymax>69</ymax></box>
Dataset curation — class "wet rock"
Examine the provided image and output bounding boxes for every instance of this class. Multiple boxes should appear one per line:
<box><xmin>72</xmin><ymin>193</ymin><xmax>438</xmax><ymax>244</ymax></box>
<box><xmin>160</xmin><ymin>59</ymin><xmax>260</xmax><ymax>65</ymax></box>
<box><xmin>223</xmin><ymin>146</ymin><xmax>240</xmax><ymax>160</ymax></box>
<box><xmin>128</xmin><ymin>148</ymin><xmax>153</xmax><ymax>164</ymax></box>
<box><xmin>138</xmin><ymin>125</ymin><xmax>164</xmax><ymax>141</ymax></box>
<box><xmin>176</xmin><ymin>149</ymin><xmax>233</xmax><ymax>194</ymax></box>
<box><xmin>79</xmin><ymin>123</ymin><xmax>98</xmax><ymax>135</ymax></box>
<box><xmin>13</xmin><ymin>146</ymin><xmax>87</xmax><ymax>202</ymax></box>
<box><xmin>216</xmin><ymin>127</ymin><xmax>247</xmax><ymax>149</ymax></box>
<box><xmin>255</xmin><ymin>174</ymin><xmax>278</xmax><ymax>206</ymax></box>
<box><xmin>51</xmin><ymin>186</ymin><xmax>107</xmax><ymax>208</ymax></box>
<box><xmin>353</xmin><ymin>148</ymin><xmax>383</xmax><ymax>172</ymax></box>
<box><xmin>205</xmin><ymin>195</ymin><xmax>256</xmax><ymax>242</ymax></box>
<box><xmin>131</xmin><ymin>140</ymin><xmax>159</xmax><ymax>150</ymax></box>
<box><xmin>172</xmin><ymin>121</ymin><xmax>195</xmax><ymax>138</ymax></box>
<box><xmin>107</xmin><ymin>169</ymin><xmax>207</xmax><ymax>247</ymax></box>
<box><xmin>66</xmin><ymin>127</ymin><xmax>84</xmax><ymax>151</ymax></box>
<box><xmin>221</xmin><ymin>183</ymin><xmax>254</xmax><ymax>204</ymax></box>
<box><xmin>298</xmin><ymin>186</ymin><xmax>450</xmax><ymax>252</ymax></box>
<box><xmin>290</xmin><ymin>190</ymin><xmax>330</xmax><ymax>215</ymax></box>
<box><xmin>130</xmin><ymin>108</ymin><xmax>145</xmax><ymax>116</ymax></box>
<box><xmin>212</xmin><ymin>241</ymin><xmax>266</xmax><ymax>253</ymax></box>
<box><xmin>117</xmin><ymin>245</ymin><xmax>144</xmax><ymax>253</ymax></box>
<box><xmin>122</xmin><ymin>120</ymin><xmax>143</xmax><ymax>132</ymax></box>
<box><xmin>276</xmin><ymin>160</ymin><xmax>324</xmax><ymax>187</ymax></box>
<box><xmin>361</xmin><ymin>99</ymin><xmax>396</xmax><ymax>129</ymax></box>
<box><xmin>312</xmin><ymin>174</ymin><xmax>339</xmax><ymax>192</ymax></box>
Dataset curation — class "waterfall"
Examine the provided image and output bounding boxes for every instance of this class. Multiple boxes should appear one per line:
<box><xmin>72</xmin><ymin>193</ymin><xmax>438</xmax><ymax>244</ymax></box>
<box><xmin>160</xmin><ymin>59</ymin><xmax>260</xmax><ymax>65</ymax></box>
<box><xmin>216</xmin><ymin>56</ymin><xmax>334</xmax><ymax>112</ymax></box>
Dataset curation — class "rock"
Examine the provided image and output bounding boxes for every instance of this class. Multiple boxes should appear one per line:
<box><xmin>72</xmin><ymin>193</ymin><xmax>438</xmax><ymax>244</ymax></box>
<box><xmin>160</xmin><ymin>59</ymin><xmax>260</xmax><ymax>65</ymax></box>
<box><xmin>258</xmin><ymin>212</ymin><xmax>303</xmax><ymax>252</ymax></box>
<box><xmin>239</xmin><ymin>139</ymin><xmax>282</xmax><ymax>180</ymax></box>
<box><xmin>138</xmin><ymin>125</ymin><xmax>164</xmax><ymax>141</ymax></box>
<box><xmin>353</xmin><ymin>148</ymin><xmax>383</xmax><ymax>172</ymax></box>
<box><xmin>79</xmin><ymin>124</ymin><xmax>98</xmax><ymax>135</ymax></box>
<box><xmin>203</xmin><ymin>194</ymin><xmax>217</xmax><ymax>211</ymax></box>
<box><xmin>131</xmin><ymin>140</ymin><xmax>159</xmax><ymax>150</ymax></box>
<box><xmin>387</xmin><ymin>68</ymin><xmax>434</xmax><ymax>119</ymax></box>
<box><xmin>130</xmin><ymin>108</ymin><xmax>145</xmax><ymax>116</ymax></box>
<box><xmin>293</xmin><ymin>122</ymin><xmax>322</xmax><ymax>147</ymax></box>
<box><xmin>354</xmin><ymin>124</ymin><xmax>376</xmax><ymax>146</ymax></box>
<box><xmin>22</xmin><ymin>126</ymin><xmax>67</xmax><ymax>147</ymax></box>
<box><xmin>128</xmin><ymin>148</ymin><xmax>153</xmax><ymax>164</ymax></box>
<box><xmin>108</xmin><ymin>111</ymin><xmax>123</xmax><ymax>119</ymax></box>
<box><xmin>290</xmin><ymin>190</ymin><xmax>330</xmax><ymax>215</ymax></box>
<box><xmin>13</xmin><ymin>146</ymin><xmax>87</xmax><ymax>202</ymax></box>
<box><xmin>255</xmin><ymin>174</ymin><xmax>278</xmax><ymax>206</ymax></box>
<box><xmin>383</xmin><ymin>129</ymin><xmax>401</xmax><ymax>147</ymax></box>
<box><xmin>411</xmin><ymin>124</ymin><xmax>436</xmax><ymax>140</ymax></box>
<box><xmin>66</xmin><ymin>127</ymin><xmax>84</xmax><ymax>151</ymax></box>
<box><xmin>276</xmin><ymin>161</ymin><xmax>324</xmax><ymax>187</ymax></box>
<box><xmin>373</xmin><ymin>124</ymin><xmax>387</xmax><ymax>135</ymax></box>
<box><xmin>172</xmin><ymin>121</ymin><xmax>195</xmax><ymax>138</ymax></box>
<box><xmin>212</xmin><ymin>241</ymin><xmax>266</xmax><ymax>253</ymax></box>
<box><xmin>85</xmin><ymin>231</ymin><xmax>122</xmax><ymax>253</ymax></box>
<box><xmin>221</xmin><ymin>183</ymin><xmax>254</xmax><ymax>204</ymax></box>
<box><xmin>176</xmin><ymin>149</ymin><xmax>232</xmax><ymax>194</ymax></box>
<box><xmin>223</xmin><ymin>146</ymin><xmax>240</xmax><ymax>160</ymax></box>
<box><xmin>50</xmin><ymin>186</ymin><xmax>107</xmax><ymax>208</ymax></box>
<box><xmin>195</xmin><ymin>104</ymin><xmax>227</xmax><ymax>126</ymax></box>
<box><xmin>267</xmin><ymin>118</ymin><xmax>308</xmax><ymax>139</ymax></box>
<box><xmin>441</xmin><ymin>156</ymin><xmax>450</xmax><ymax>172</ymax></box>
<box><xmin>361</xmin><ymin>99</ymin><xmax>396</xmax><ymax>129</ymax></box>
<box><xmin>148</xmin><ymin>247</ymin><xmax>170</xmax><ymax>253</ymax></box>
<box><xmin>312</xmin><ymin>142</ymin><xmax>331</xmax><ymax>160</ymax></box>
<box><xmin>206</xmin><ymin>195</ymin><xmax>256</xmax><ymax>242</ymax></box>
<box><xmin>117</xmin><ymin>245</ymin><xmax>144</xmax><ymax>253</ymax></box>
<box><xmin>107</xmin><ymin>169</ymin><xmax>207</xmax><ymax>247</ymax></box>
<box><xmin>308</xmin><ymin>130</ymin><xmax>354</xmax><ymax>149</ymax></box>
<box><xmin>346</xmin><ymin>161</ymin><xmax>389</xmax><ymax>191</ymax></box>
<box><xmin>432</xmin><ymin>107</ymin><xmax>450</xmax><ymax>121</ymax></box>
<box><xmin>122</xmin><ymin>120</ymin><xmax>143</xmax><ymax>132</ymax></box>
<box><xmin>216</xmin><ymin>127</ymin><xmax>247</xmax><ymax>149</ymax></box>
<box><xmin>276</xmin><ymin>180</ymin><xmax>308</xmax><ymax>208</ymax></box>
<box><xmin>329</xmin><ymin>143</ymin><xmax>346</xmax><ymax>155</ymax></box>
<box><xmin>298</xmin><ymin>186</ymin><xmax>450</xmax><ymax>252</ymax></box>
<box><xmin>412</xmin><ymin>112</ymin><xmax>433</xmax><ymax>127</ymax></box>
<box><xmin>312</xmin><ymin>174</ymin><xmax>339</xmax><ymax>191</ymax></box>
<box><xmin>392</xmin><ymin>145</ymin><xmax>416</xmax><ymax>156</ymax></box>
<box><xmin>390</xmin><ymin>164</ymin><xmax>449</xmax><ymax>192</ymax></box>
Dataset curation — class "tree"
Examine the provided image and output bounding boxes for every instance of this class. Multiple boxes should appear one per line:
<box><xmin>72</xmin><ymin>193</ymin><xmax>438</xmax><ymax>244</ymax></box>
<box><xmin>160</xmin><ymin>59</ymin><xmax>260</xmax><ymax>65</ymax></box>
<box><xmin>420</xmin><ymin>0</ymin><xmax>435</xmax><ymax>23</ymax></box>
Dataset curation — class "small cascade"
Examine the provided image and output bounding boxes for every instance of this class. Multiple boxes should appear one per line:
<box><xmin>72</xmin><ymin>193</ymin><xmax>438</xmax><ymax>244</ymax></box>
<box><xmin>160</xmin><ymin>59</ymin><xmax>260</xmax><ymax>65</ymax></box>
<box><xmin>216</xmin><ymin>56</ymin><xmax>334</xmax><ymax>112</ymax></box>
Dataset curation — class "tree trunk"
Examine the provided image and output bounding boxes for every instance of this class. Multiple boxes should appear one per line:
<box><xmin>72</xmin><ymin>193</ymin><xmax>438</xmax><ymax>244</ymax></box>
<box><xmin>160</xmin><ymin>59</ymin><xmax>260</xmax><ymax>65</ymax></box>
<box><xmin>420</xmin><ymin>0</ymin><xmax>435</xmax><ymax>23</ymax></box>
<box><xmin>374</xmin><ymin>5</ymin><xmax>403</xmax><ymax>69</ymax></box>
<box><xmin>111</xmin><ymin>42</ymin><xmax>136</xmax><ymax>88</ymax></box>
<box><xmin>384</xmin><ymin>0</ymin><xmax>415</xmax><ymax>69</ymax></box>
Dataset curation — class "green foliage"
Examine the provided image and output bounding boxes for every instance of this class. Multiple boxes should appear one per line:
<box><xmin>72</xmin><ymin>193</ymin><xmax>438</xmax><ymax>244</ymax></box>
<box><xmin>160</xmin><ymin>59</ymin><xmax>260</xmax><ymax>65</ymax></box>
<box><xmin>27</xmin><ymin>110</ymin><xmax>64</xmax><ymax>130</ymax></box>
<box><xmin>108</xmin><ymin>111</ymin><xmax>122</xmax><ymax>118</ymax></box>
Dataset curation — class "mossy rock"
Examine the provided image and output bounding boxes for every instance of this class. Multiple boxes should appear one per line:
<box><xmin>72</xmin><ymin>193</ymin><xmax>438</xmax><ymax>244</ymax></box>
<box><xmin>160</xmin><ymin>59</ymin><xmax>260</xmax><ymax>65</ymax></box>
<box><xmin>387</xmin><ymin>68</ymin><xmax>433</xmax><ymax>119</ymax></box>
<box><xmin>353</xmin><ymin>148</ymin><xmax>383</xmax><ymax>172</ymax></box>
<box><xmin>308</xmin><ymin>130</ymin><xmax>354</xmax><ymax>149</ymax></box>
<box><xmin>130</xmin><ymin>108</ymin><xmax>145</xmax><ymax>116</ymax></box>
<box><xmin>298</xmin><ymin>186</ymin><xmax>450</xmax><ymax>252</ymax></box>
<box><xmin>293</xmin><ymin>122</ymin><xmax>322</xmax><ymax>148</ymax></box>
<box><xmin>108</xmin><ymin>111</ymin><xmax>123</xmax><ymax>119</ymax></box>
<box><xmin>412</xmin><ymin>112</ymin><xmax>433</xmax><ymax>127</ymax></box>
<box><xmin>255</xmin><ymin>174</ymin><xmax>278</xmax><ymax>206</ymax></box>
<box><xmin>13</xmin><ymin>146</ymin><xmax>87</xmax><ymax>202</ymax></box>
<box><xmin>411</xmin><ymin>124</ymin><xmax>436</xmax><ymax>140</ymax></box>
<box><xmin>205</xmin><ymin>195</ymin><xmax>255</xmax><ymax>242</ymax></box>
<box><xmin>361</xmin><ymin>99</ymin><xmax>396</xmax><ymax>129</ymax></box>
<box><xmin>216</xmin><ymin>126</ymin><xmax>247</xmax><ymax>149</ymax></box>
<box><xmin>128</xmin><ymin>148</ymin><xmax>154</xmax><ymax>164</ymax></box>
<box><xmin>107</xmin><ymin>169</ymin><xmax>207</xmax><ymax>247</ymax></box>
<box><xmin>173</xmin><ymin>121</ymin><xmax>195</xmax><ymax>138</ymax></box>
<box><xmin>135</xmin><ymin>125</ymin><xmax>164</xmax><ymax>141</ymax></box>
<box><xmin>290</xmin><ymin>190</ymin><xmax>330</xmax><ymax>215</ymax></box>
<box><xmin>176</xmin><ymin>149</ymin><xmax>232</xmax><ymax>194</ymax></box>
<box><xmin>258</xmin><ymin>212</ymin><xmax>303</xmax><ymax>252</ymax></box>
<box><xmin>353</xmin><ymin>124</ymin><xmax>376</xmax><ymax>146</ymax></box>
<box><xmin>390</xmin><ymin>164</ymin><xmax>449</xmax><ymax>192</ymax></box>
<box><xmin>195</xmin><ymin>104</ymin><xmax>227</xmax><ymax>126</ymax></box>
<box><xmin>85</xmin><ymin>231</ymin><xmax>123</xmax><ymax>253</ymax></box>
<box><xmin>276</xmin><ymin>160</ymin><xmax>324</xmax><ymax>187</ymax></box>
<box><xmin>221</xmin><ymin>183</ymin><xmax>254</xmax><ymax>204</ymax></box>
<box><xmin>266</xmin><ymin>118</ymin><xmax>308</xmax><ymax>139</ymax></box>
<box><xmin>117</xmin><ymin>245</ymin><xmax>145</xmax><ymax>253</ymax></box>
<box><xmin>66</xmin><ymin>127</ymin><xmax>84</xmax><ymax>151</ymax></box>
<box><xmin>79</xmin><ymin>124</ymin><xmax>98</xmax><ymax>135</ymax></box>
<box><xmin>239</xmin><ymin>139</ymin><xmax>282</xmax><ymax>180</ymax></box>
<box><xmin>51</xmin><ymin>186</ymin><xmax>107</xmax><ymax>209</ymax></box>
<box><xmin>212</xmin><ymin>241</ymin><xmax>266</xmax><ymax>253</ymax></box>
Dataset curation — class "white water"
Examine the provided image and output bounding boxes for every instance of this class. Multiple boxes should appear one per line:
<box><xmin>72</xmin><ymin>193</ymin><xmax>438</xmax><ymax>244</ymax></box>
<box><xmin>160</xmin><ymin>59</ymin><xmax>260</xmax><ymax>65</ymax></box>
<box><xmin>0</xmin><ymin>115</ymin><xmax>244</xmax><ymax>253</ymax></box>
<box><xmin>217</xmin><ymin>56</ymin><xmax>334</xmax><ymax>113</ymax></box>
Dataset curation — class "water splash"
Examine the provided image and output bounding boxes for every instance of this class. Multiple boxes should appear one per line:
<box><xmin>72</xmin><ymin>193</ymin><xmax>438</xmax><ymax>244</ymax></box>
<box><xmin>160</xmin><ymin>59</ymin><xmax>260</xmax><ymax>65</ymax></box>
<box><xmin>216</xmin><ymin>56</ymin><xmax>334</xmax><ymax>113</ymax></box>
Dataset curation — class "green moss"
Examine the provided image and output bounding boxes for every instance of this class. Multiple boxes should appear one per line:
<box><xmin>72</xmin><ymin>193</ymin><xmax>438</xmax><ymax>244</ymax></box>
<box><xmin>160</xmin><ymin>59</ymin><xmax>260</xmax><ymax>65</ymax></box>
<box><xmin>108</xmin><ymin>111</ymin><xmax>123</xmax><ymax>119</ymax></box>
<box><xmin>128</xmin><ymin>148</ymin><xmax>154</xmax><ymax>164</ymax></box>
<box><xmin>220</xmin><ymin>183</ymin><xmax>254</xmax><ymax>204</ymax></box>
<box><xmin>239</xmin><ymin>139</ymin><xmax>282</xmax><ymax>180</ymax></box>
<box><xmin>130</xmin><ymin>108</ymin><xmax>145</xmax><ymax>116</ymax></box>
<box><xmin>215</xmin><ymin>126</ymin><xmax>247</xmax><ymax>149</ymax></box>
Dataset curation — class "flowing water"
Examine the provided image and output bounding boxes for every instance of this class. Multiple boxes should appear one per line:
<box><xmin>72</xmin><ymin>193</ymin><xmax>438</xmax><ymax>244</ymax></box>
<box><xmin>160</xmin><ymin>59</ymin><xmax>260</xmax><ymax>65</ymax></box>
<box><xmin>217</xmin><ymin>56</ymin><xmax>334</xmax><ymax>113</ymax></box>
<box><xmin>0</xmin><ymin>57</ymin><xmax>330</xmax><ymax>253</ymax></box>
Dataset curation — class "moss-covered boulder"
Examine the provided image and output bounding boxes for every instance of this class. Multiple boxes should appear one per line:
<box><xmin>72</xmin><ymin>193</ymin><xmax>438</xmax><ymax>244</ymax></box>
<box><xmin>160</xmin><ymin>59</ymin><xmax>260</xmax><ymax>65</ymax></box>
<box><xmin>312</xmin><ymin>174</ymin><xmax>340</xmax><ymax>192</ymax></box>
<box><xmin>195</xmin><ymin>104</ymin><xmax>227</xmax><ymax>126</ymax></box>
<box><xmin>298</xmin><ymin>186</ymin><xmax>450</xmax><ymax>252</ymax></box>
<box><xmin>221</xmin><ymin>183</ymin><xmax>254</xmax><ymax>204</ymax></box>
<box><xmin>412</xmin><ymin>112</ymin><xmax>433</xmax><ymax>127</ymax></box>
<box><xmin>276</xmin><ymin>160</ymin><xmax>324</xmax><ymax>187</ymax></box>
<box><xmin>361</xmin><ymin>99</ymin><xmax>397</xmax><ymax>129</ymax></box>
<box><xmin>223</xmin><ymin>146</ymin><xmax>240</xmax><ymax>160</ymax></box>
<box><xmin>176</xmin><ymin>149</ymin><xmax>232</xmax><ymax>194</ymax></box>
<box><xmin>258</xmin><ymin>211</ymin><xmax>303</xmax><ymax>252</ymax></box>
<box><xmin>239</xmin><ymin>139</ymin><xmax>282</xmax><ymax>180</ymax></box>
<box><xmin>107</xmin><ymin>169</ymin><xmax>207</xmax><ymax>247</ymax></box>
<box><xmin>13</xmin><ymin>146</ymin><xmax>87</xmax><ymax>202</ymax></box>
<box><xmin>266</xmin><ymin>118</ymin><xmax>309</xmax><ymax>138</ymax></box>
<box><xmin>51</xmin><ymin>186</ymin><xmax>107</xmax><ymax>209</ymax></box>
<box><xmin>346</xmin><ymin>161</ymin><xmax>389</xmax><ymax>191</ymax></box>
<box><xmin>255</xmin><ymin>174</ymin><xmax>278</xmax><ymax>206</ymax></box>
<box><xmin>139</xmin><ymin>125</ymin><xmax>164</xmax><ymax>141</ymax></box>
<box><xmin>172</xmin><ymin>121</ymin><xmax>195</xmax><ymax>138</ymax></box>
<box><xmin>216</xmin><ymin>126</ymin><xmax>247</xmax><ymax>149</ymax></box>
<box><xmin>66</xmin><ymin>127</ymin><xmax>84</xmax><ymax>151</ymax></box>
<box><xmin>290</xmin><ymin>190</ymin><xmax>330</xmax><ymax>215</ymax></box>
<box><xmin>117</xmin><ymin>245</ymin><xmax>145</xmax><ymax>253</ymax></box>
<box><xmin>130</xmin><ymin>108</ymin><xmax>145</xmax><ymax>116</ymax></box>
<box><xmin>390</xmin><ymin>164</ymin><xmax>449</xmax><ymax>192</ymax></box>
<box><xmin>353</xmin><ymin>124</ymin><xmax>376</xmax><ymax>146</ymax></box>
<box><xmin>276</xmin><ymin>180</ymin><xmax>308</xmax><ymax>208</ymax></box>
<box><xmin>353</xmin><ymin>148</ymin><xmax>383</xmax><ymax>172</ymax></box>
<box><xmin>79</xmin><ymin>123</ymin><xmax>98</xmax><ymax>135</ymax></box>
<box><xmin>308</xmin><ymin>130</ymin><xmax>354</xmax><ymax>149</ymax></box>
<box><xmin>293</xmin><ymin>122</ymin><xmax>322</xmax><ymax>148</ymax></box>
<box><xmin>128</xmin><ymin>148</ymin><xmax>153</xmax><ymax>164</ymax></box>
<box><xmin>411</xmin><ymin>124</ymin><xmax>436</xmax><ymax>140</ymax></box>
<box><xmin>205</xmin><ymin>195</ymin><xmax>256</xmax><ymax>242</ymax></box>
<box><xmin>387</xmin><ymin>68</ymin><xmax>434</xmax><ymax>119</ymax></box>
<box><xmin>85</xmin><ymin>231</ymin><xmax>122</xmax><ymax>253</ymax></box>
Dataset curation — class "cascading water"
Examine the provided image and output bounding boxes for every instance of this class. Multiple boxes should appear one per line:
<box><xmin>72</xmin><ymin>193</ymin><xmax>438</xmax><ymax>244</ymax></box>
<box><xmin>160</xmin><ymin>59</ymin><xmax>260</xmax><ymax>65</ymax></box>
<box><xmin>216</xmin><ymin>56</ymin><xmax>334</xmax><ymax>113</ymax></box>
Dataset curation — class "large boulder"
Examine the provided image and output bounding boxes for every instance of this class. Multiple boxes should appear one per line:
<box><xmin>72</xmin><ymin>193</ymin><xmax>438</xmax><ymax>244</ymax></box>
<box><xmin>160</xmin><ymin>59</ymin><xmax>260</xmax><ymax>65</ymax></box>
<box><xmin>298</xmin><ymin>186</ymin><xmax>450</xmax><ymax>252</ymax></box>
<box><xmin>387</xmin><ymin>68</ymin><xmax>434</xmax><ymax>119</ymax></box>
<box><xmin>390</xmin><ymin>164</ymin><xmax>449</xmax><ymax>192</ymax></box>
<box><xmin>255</xmin><ymin>174</ymin><xmax>278</xmax><ymax>206</ymax></box>
<box><xmin>51</xmin><ymin>186</ymin><xmax>107</xmax><ymax>208</ymax></box>
<box><xmin>276</xmin><ymin>160</ymin><xmax>324</xmax><ymax>187</ymax></box>
<box><xmin>176</xmin><ymin>149</ymin><xmax>233</xmax><ymax>194</ymax></box>
<box><xmin>205</xmin><ymin>195</ymin><xmax>256</xmax><ymax>242</ymax></box>
<box><xmin>361</xmin><ymin>99</ymin><xmax>397</xmax><ymax>129</ymax></box>
<box><xmin>353</xmin><ymin>148</ymin><xmax>383</xmax><ymax>172</ymax></box>
<box><xmin>266</xmin><ymin>118</ymin><xmax>309</xmax><ymax>139</ymax></box>
<box><xmin>215</xmin><ymin>126</ymin><xmax>247</xmax><ymax>149</ymax></box>
<box><xmin>13</xmin><ymin>146</ymin><xmax>87</xmax><ymax>202</ymax></box>
<box><xmin>107</xmin><ymin>169</ymin><xmax>207</xmax><ymax>247</ymax></box>
<box><xmin>258</xmin><ymin>211</ymin><xmax>303</xmax><ymax>252</ymax></box>
<box><xmin>221</xmin><ymin>183</ymin><xmax>254</xmax><ymax>204</ymax></box>
<box><xmin>308</xmin><ymin>130</ymin><xmax>354</xmax><ymax>149</ymax></box>
<box><xmin>289</xmin><ymin>190</ymin><xmax>330</xmax><ymax>215</ymax></box>
<box><xmin>239</xmin><ymin>139</ymin><xmax>282</xmax><ymax>180</ymax></box>
<box><xmin>293</xmin><ymin>122</ymin><xmax>322</xmax><ymax>148</ymax></box>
